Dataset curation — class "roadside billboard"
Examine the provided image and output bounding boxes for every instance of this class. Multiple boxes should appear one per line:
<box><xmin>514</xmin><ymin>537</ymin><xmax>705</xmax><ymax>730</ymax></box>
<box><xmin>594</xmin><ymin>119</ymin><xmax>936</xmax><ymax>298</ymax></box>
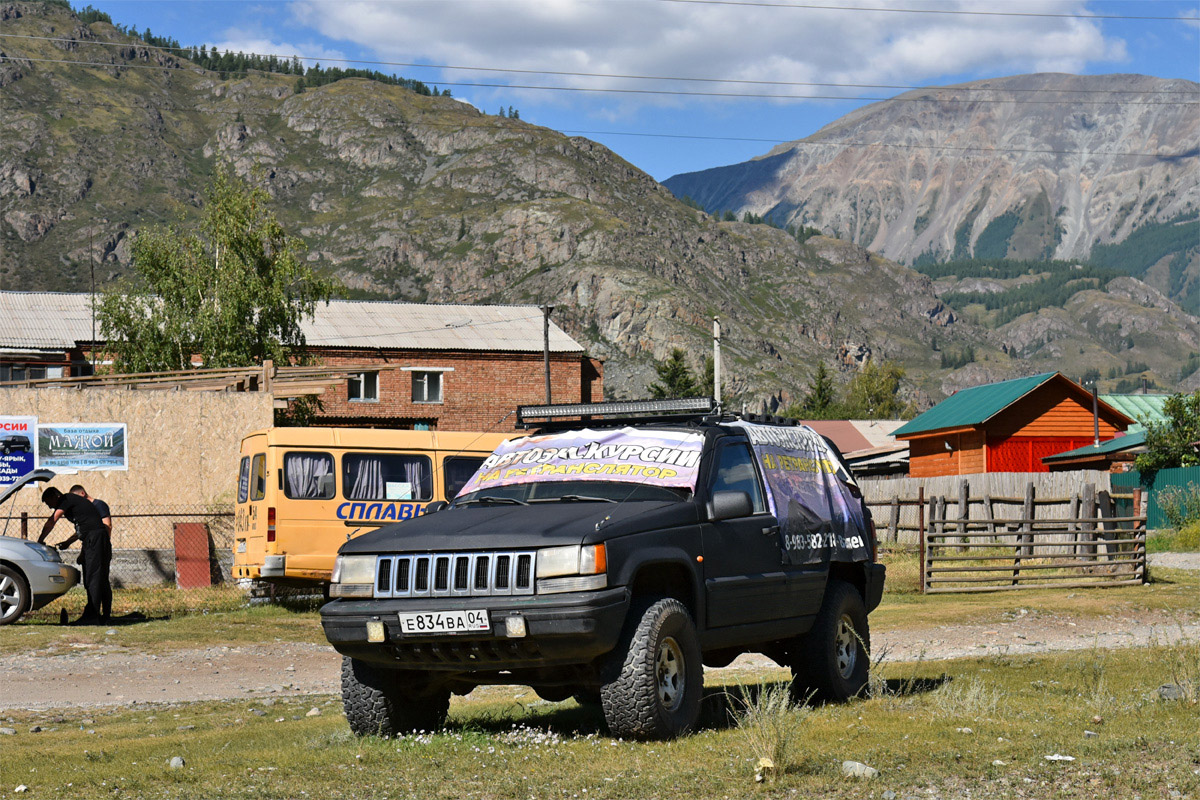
<box><xmin>36</xmin><ymin>423</ymin><xmax>128</xmax><ymax>471</ymax></box>
<box><xmin>0</xmin><ymin>415</ymin><xmax>38</xmax><ymax>488</ymax></box>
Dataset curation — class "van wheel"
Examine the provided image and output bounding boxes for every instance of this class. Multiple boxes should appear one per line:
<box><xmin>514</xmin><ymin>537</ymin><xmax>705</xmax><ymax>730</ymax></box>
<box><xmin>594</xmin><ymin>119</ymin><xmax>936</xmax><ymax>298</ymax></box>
<box><xmin>0</xmin><ymin>565</ymin><xmax>31</xmax><ymax>625</ymax></box>
<box><xmin>791</xmin><ymin>579</ymin><xmax>869</xmax><ymax>703</ymax></box>
<box><xmin>601</xmin><ymin>597</ymin><xmax>702</xmax><ymax>740</ymax></box>
<box><xmin>341</xmin><ymin>657</ymin><xmax>450</xmax><ymax>737</ymax></box>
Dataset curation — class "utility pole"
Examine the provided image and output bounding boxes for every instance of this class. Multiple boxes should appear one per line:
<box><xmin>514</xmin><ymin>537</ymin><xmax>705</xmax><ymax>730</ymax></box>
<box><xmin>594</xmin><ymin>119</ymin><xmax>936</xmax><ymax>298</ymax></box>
<box><xmin>543</xmin><ymin>305</ymin><xmax>554</xmax><ymax>404</ymax></box>
<box><xmin>90</xmin><ymin>227</ymin><xmax>96</xmax><ymax>372</ymax></box>
<box><xmin>713</xmin><ymin>317</ymin><xmax>722</xmax><ymax>408</ymax></box>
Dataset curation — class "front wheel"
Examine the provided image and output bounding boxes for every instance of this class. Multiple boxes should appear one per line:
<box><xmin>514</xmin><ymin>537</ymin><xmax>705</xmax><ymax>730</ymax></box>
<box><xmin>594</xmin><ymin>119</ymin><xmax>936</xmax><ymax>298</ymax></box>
<box><xmin>601</xmin><ymin>597</ymin><xmax>702</xmax><ymax>740</ymax></box>
<box><xmin>0</xmin><ymin>565</ymin><xmax>31</xmax><ymax>625</ymax></box>
<box><xmin>791</xmin><ymin>579</ymin><xmax>870</xmax><ymax>703</ymax></box>
<box><xmin>341</xmin><ymin>657</ymin><xmax>450</xmax><ymax>737</ymax></box>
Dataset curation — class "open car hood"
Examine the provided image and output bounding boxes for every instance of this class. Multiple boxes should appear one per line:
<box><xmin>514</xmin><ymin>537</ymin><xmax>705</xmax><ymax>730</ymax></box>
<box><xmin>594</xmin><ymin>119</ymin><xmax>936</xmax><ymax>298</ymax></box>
<box><xmin>0</xmin><ymin>469</ymin><xmax>56</xmax><ymax>508</ymax></box>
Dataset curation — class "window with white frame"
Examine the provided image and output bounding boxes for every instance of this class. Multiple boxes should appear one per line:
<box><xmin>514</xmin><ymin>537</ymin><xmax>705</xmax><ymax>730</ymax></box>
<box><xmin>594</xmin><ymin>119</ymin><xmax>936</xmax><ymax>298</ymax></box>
<box><xmin>412</xmin><ymin>371</ymin><xmax>443</xmax><ymax>404</ymax></box>
<box><xmin>348</xmin><ymin>371</ymin><xmax>379</xmax><ymax>403</ymax></box>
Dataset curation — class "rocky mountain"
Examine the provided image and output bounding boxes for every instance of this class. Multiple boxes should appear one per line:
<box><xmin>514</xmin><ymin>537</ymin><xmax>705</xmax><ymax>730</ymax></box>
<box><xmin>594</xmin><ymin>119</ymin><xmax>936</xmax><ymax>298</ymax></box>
<box><xmin>1</xmin><ymin>3</ymin><xmax>1196</xmax><ymax>405</ymax></box>
<box><xmin>664</xmin><ymin>74</ymin><xmax>1200</xmax><ymax>307</ymax></box>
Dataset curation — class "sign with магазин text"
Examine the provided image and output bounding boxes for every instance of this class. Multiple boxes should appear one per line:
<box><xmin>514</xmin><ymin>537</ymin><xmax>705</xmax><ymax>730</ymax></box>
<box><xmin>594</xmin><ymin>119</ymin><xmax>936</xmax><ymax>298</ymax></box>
<box><xmin>0</xmin><ymin>415</ymin><xmax>38</xmax><ymax>488</ymax></box>
<box><xmin>37</xmin><ymin>423</ymin><xmax>128</xmax><ymax>471</ymax></box>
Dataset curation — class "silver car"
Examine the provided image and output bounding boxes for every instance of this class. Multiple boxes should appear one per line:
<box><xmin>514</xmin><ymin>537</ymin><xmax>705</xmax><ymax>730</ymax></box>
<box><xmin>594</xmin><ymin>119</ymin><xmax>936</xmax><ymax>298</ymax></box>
<box><xmin>0</xmin><ymin>469</ymin><xmax>80</xmax><ymax>624</ymax></box>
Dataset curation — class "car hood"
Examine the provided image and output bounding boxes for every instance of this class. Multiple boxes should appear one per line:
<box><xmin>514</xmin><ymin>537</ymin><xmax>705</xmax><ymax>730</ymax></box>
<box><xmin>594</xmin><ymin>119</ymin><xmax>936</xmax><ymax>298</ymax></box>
<box><xmin>0</xmin><ymin>469</ymin><xmax>55</xmax><ymax>508</ymax></box>
<box><xmin>340</xmin><ymin>499</ymin><xmax>696</xmax><ymax>554</ymax></box>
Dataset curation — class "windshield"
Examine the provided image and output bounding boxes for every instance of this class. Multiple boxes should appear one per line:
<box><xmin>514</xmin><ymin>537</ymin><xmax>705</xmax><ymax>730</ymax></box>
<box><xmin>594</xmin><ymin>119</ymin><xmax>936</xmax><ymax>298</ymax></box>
<box><xmin>456</xmin><ymin>480</ymin><xmax>688</xmax><ymax>505</ymax></box>
<box><xmin>458</xmin><ymin>427</ymin><xmax>706</xmax><ymax>498</ymax></box>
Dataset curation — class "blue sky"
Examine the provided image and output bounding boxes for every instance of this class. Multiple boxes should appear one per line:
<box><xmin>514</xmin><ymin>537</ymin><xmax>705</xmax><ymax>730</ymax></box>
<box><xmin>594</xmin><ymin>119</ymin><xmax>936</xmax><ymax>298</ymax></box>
<box><xmin>85</xmin><ymin>0</ymin><xmax>1200</xmax><ymax>181</ymax></box>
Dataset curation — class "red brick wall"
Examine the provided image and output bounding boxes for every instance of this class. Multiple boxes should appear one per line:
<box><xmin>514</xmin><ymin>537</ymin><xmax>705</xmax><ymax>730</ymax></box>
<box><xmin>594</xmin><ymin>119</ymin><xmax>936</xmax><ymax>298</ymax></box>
<box><xmin>307</xmin><ymin>349</ymin><xmax>604</xmax><ymax>431</ymax></box>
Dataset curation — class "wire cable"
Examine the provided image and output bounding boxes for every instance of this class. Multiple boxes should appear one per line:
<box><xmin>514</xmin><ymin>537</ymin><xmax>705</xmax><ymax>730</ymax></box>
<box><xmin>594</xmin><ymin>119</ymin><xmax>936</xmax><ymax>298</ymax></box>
<box><xmin>655</xmin><ymin>0</ymin><xmax>1191</xmax><ymax>21</ymax></box>
<box><xmin>2</xmin><ymin>33</ymin><xmax>1196</xmax><ymax>96</ymax></box>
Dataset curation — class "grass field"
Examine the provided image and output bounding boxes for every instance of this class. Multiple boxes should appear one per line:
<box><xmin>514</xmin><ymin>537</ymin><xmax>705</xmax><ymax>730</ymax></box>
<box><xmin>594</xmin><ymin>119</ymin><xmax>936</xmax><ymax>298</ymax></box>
<box><xmin>1</xmin><ymin>640</ymin><xmax>1196</xmax><ymax>799</ymax></box>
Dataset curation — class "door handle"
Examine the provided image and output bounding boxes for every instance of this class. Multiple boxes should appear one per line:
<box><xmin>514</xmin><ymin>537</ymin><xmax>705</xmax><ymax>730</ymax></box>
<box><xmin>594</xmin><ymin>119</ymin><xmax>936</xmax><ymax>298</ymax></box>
<box><xmin>762</xmin><ymin>525</ymin><xmax>780</xmax><ymax>537</ymax></box>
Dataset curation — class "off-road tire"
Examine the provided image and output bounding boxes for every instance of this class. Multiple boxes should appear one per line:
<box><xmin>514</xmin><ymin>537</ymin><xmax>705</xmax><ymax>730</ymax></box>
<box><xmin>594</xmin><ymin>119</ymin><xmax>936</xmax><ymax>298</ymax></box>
<box><xmin>0</xmin><ymin>565</ymin><xmax>31</xmax><ymax>625</ymax></box>
<box><xmin>601</xmin><ymin>597</ymin><xmax>702</xmax><ymax>740</ymax></box>
<box><xmin>340</xmin><ymin>657</ymin><xmax>450</xmax><ymax>737</ymax></box>
<box><xmin>791</xmin><ymin>579</ymin><xmax>869</xmax><ymax>703</ymax></box>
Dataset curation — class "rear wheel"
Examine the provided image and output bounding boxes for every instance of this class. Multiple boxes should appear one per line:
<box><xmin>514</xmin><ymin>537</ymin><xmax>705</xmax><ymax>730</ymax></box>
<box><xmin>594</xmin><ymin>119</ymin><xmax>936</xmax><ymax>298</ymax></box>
<box><xmin>0</xmin><ymin>565</ymin><xmax>31</xmax><ymax>625</ymax></box>
<box><xmin>791</xmin><ymin>579</ymin><xmax>869</xmax><ymax>702</ymax></box>
<box><xmin>341</xmin><ymin>657</ymin><xmax>450</xmax><ymax>737</ymax></box>
<box><xmin>601</xmin><ymin>597</ymin><xmax>702</xmax><ymax>740</ymax></box>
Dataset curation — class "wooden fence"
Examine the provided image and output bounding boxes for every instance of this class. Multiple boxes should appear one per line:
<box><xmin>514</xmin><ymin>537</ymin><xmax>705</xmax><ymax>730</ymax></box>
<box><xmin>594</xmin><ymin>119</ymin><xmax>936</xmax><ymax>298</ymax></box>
<box><xmin>918</xmin><ymin>487</ymin><xmax>1146</xmax><ymax>593</ymax></box>
<box><xmin>860</xmin><ymin>477</ymin><xmax>1149</xmax><ymax>593</ymax></box>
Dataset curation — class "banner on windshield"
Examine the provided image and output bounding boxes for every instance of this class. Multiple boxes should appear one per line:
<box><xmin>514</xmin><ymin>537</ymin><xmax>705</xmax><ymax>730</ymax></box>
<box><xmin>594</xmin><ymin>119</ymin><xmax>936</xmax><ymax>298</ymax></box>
<box><xmin>462</xmin><ymin>427</ymin><xmax>704</xmax><ymax>495</ymax></box>
<box><xmin>732</xmin><ymin>422</ymin><xmax>870</xmax><ymax>565</ymax></box>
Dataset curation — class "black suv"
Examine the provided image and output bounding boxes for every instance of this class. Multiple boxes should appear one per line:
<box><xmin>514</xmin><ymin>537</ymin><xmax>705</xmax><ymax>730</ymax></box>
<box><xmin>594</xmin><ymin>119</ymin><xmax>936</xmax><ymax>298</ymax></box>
<box><xmin>1</xmin><ymin>434</ymin><xmax>31</xmax><ymax>455</ymax></box>
<box><xmin>321</xmin><ymin>399</ymin><xmax>885</xmax><ymax>740</ymax></box>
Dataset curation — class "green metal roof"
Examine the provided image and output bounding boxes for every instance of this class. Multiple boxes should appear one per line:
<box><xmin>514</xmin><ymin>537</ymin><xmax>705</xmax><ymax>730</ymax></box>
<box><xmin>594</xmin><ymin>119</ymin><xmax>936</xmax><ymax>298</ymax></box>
<box><xmin>1099</xmin><ymin>394</ymin><xmax>1169</xmax><ymax>432</ymax></box>
<box><xmin>1041</xmin><ymin>430</ymin><xmax>1147</xmax><ymax>463</ymax></box>
<box><xmin>893</xmin><ymin>372</ymin><xmax>1058</xmax><ymax>437</ymax></box>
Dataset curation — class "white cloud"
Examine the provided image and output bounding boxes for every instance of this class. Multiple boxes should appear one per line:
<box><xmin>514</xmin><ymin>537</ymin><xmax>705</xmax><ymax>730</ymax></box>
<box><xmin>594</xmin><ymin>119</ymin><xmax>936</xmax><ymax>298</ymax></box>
<box><xmin>288</xmin><ymin>0</ymin><xmax>1128</xmax><ymax>108</ymax></box>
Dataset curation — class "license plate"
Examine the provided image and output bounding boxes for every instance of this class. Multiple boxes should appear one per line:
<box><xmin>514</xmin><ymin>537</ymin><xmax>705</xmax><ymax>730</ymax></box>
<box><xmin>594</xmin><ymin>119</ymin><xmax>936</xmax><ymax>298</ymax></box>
<box><xmin>397</xmin><ymin>609</ymin><xmax>490</xmax><ymax>635</ymax></box>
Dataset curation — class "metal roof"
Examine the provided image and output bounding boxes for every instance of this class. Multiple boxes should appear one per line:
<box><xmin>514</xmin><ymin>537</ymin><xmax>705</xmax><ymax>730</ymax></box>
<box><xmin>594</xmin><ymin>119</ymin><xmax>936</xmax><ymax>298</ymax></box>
<box><xmin>0</xmin><ymin>292</ymin><xmax>98</xmax><ymax>349</ymax></box>
<box><xmin>1041</xmin><ymin>430</ymin><xmax>1147</xmax><ymax>463</ymax></box>
<box><xmin>893</xmin><ymin>373</ymin><xmax>1058</xmax><ymax>437</ymax></box>
<box><xmin>0</xmin><ymin>291</ymin><xmax>584</xmax><ymax>354</ymax></box>
<box><xmin>1098</xmin><ymin>394</ymin><xmax>1169</xmax><ymax>432</ymax></box>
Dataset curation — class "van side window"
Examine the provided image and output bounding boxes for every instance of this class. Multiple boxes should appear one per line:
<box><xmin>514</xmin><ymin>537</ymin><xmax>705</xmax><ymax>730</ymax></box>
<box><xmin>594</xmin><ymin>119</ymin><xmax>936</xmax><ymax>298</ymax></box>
<box><xmin>710</xmin><ymin>443</ymin><xmax>766</xmax><ymax>514</ymax></box>
<box><xmin>237</xmin><ymin>456</ymin><xmax>250</xmax><ymax>503</ymax></box>
<box><xmin>344</xmin><ymin>453</ymin><xmax>433</xmax><ymax>501</ymax></box>
<box><xmin>443</xmin><ymin>456</ymin><xmax>485</xmax><ymax>500</ymax></box>
<box><xmin>283</xmin><ymin>452</ymin><xmax>336</xmax><ymax>499</ymax></box>
<box><xmin>250</xmin><ymin>454</ymin><xmax>267</xmax><ymax>502</ymax></box>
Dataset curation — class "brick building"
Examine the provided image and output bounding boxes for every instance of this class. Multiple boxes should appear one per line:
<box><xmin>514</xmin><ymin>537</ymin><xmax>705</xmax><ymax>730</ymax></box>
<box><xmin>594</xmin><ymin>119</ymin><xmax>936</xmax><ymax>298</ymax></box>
<box><xmin>0</xmin><ymin>291</ymin><xmax>602</xmax><ymax>431</ymax></box>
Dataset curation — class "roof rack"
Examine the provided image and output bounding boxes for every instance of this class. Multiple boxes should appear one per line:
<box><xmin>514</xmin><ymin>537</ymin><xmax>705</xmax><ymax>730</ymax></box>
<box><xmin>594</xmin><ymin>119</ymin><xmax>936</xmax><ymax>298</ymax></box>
<box><xmin>516</xmin><ymin>397</ymin><xmax>716</xmax><ymax>430</ymax></box>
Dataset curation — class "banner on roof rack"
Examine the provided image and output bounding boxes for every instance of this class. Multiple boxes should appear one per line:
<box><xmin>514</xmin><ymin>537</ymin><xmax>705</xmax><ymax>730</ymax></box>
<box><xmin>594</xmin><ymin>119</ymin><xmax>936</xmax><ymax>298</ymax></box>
<box><xmin>731</xmin><ymin>422</ymin><xmax>869</xmax><ymax>566</ymax></box>
<box><xmin>461</xmin><ymin>427</ymin><xmax>705</xmax><ymax>494</ymax></box>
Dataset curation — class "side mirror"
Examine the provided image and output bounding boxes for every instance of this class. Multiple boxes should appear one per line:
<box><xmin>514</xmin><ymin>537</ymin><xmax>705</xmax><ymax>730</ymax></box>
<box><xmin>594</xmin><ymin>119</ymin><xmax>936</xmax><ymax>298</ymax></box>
<box><xmin>706</xmin><ymin>491</ymin><xmax>753</xmax><ymax>521</ymax></box>
<box><xmin>423</xmin><ymin>501</ymin><xmax>448</xmax><ymax>515</ymax></box>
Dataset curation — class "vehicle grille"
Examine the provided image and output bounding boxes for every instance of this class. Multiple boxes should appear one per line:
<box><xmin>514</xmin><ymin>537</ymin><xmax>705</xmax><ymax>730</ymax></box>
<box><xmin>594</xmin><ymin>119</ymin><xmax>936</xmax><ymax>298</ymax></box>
<box><xmin>373</xmin><ymin>552</ymin><xmax>536</xmax><ymax>598</ymax></box>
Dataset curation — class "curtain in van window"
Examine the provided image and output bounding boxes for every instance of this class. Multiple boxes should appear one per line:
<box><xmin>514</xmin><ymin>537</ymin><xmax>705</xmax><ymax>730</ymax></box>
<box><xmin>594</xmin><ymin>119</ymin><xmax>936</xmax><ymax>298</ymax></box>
<box><xmin>347</xmin><ymin>456</ymin><xmax>385</xmax><ymax>500</ymax></box>
<box><xmin>404</xmin><ymin>459</ymin><xmax>431</xmax><ymax>499</ymax></box>
<box><xmin>285</xmin><ymin>453</ymin><xmax>334</xmax><ymax>499</ymax></box>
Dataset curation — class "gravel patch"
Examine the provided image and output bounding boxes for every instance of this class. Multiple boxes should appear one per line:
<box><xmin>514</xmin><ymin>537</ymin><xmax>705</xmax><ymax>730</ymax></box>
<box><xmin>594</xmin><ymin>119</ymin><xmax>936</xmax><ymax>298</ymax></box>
<box><xmin>1148</xmin><ymin>552</ymin><xmax>1200</xmax><ymax>571</ymax></box>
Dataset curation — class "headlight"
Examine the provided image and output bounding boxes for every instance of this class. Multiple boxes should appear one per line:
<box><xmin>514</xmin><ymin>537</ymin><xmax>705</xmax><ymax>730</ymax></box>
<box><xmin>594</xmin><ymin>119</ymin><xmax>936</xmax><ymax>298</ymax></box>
<box><xmin>22</xmin><ymin>541</ymin><xmax>61</xmax><ymax>563</ymax></box>
<box><xmin>332</xmin><ymin>555</ymin><xmax>376</xmax><ymax>584</ymax></box>
<box><xmin>536</xmin><ymin>545</ymin><xmax>606</xmax><ymax>594</ymax></box>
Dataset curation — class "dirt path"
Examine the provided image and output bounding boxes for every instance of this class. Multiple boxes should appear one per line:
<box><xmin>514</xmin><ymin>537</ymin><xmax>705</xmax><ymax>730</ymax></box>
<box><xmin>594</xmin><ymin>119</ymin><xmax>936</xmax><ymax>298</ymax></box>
<box><xmin>3</xmin><ymin>607</ymin><xmax>1196</xmax><ymax>712</ymax></box>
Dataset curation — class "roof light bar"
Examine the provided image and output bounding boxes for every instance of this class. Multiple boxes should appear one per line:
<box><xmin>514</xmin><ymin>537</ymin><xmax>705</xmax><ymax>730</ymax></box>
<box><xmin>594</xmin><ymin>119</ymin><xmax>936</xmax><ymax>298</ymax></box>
<box><xmin>517</xmin><ymin>397</ymin><xmax>714</xmax><ymax>425</ymax></box>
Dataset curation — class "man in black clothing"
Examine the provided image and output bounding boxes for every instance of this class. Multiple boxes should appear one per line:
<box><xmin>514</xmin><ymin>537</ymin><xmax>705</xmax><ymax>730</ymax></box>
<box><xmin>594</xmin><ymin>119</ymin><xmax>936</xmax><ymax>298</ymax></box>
<box><xmin>70</xmin><ymin>484</ymin><xmax>113</xmax><ymax>621</ymax></box>
<box><xmin>39</xmin><ymin>486</ymin><xmax>111</xmax><ymax>624</ymax></box>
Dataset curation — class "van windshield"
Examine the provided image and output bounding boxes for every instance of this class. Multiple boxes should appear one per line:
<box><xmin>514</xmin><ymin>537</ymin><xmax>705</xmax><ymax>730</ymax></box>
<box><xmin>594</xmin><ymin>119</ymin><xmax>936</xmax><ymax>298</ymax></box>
<box><xmin>456</xmin><ymin>480</ymin><xmax>688</xmax><ymax>505</ymax></box>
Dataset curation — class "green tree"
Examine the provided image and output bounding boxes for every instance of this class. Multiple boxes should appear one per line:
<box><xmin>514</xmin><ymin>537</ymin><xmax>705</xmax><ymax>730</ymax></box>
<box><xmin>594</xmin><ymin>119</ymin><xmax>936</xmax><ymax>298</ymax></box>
<box><xmin>648</xmin><ymin>349</ymin><xmax>701</xmax><ymax>399</ymax></box>
<box><xmin>783</xmin><ymin>362</ymin><xmax>843</xmax><ymax>419</ymax></box>
<box><xmin>1134</xmin><ymin>390</ymin><xmax>1200</xmax><ymax>474</ymax></box>
<box><xmin>98</xmin><ymin>164</ymin><xmax>336</xmax><ymax>373</ymax></box>
<box><xmin>841</xmin><ymin>359</ymin><xmax>910</xmax><ymax>419</ymax></box>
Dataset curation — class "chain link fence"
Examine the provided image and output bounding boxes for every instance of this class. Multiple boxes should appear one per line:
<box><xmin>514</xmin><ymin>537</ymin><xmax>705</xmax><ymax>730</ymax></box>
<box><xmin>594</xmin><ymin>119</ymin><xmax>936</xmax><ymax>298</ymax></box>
<box><xmin>4</xmin><ymin>503</ymin><xmax>259</xmax><ymax>621</ymax></box>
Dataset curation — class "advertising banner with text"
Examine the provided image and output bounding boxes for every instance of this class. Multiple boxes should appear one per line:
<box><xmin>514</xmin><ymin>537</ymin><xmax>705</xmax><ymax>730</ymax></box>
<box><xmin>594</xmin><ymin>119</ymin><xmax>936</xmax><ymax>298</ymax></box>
<box><xmin>37</xmin><ymin>423</ymin><xmax>128</xmax><ymax>471</ymax></box>
<box><xmin>0</xmin><ymin>415</ymin><xmax>38</xmax><ymax>488</ymax></box>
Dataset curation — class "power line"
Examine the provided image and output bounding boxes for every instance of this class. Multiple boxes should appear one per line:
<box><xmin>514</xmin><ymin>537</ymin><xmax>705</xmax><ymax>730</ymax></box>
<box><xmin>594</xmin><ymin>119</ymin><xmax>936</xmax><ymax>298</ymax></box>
<box><xmin>3</xmin><ymin>32</ymin><xmax>1196</xmax><ymax>96</ymax></box>
<box><xmin>3</xmin><ymin>90</ymin><xmax>1194</xmax><ymax>160</ymax></box>
<box><xmin>4</xmin><ymin>55</ymin><xmax>1198</xmax><ymax>107</ymax></box>
<box><xmin>656</xmin><ymin>0</ymin><xmax>1190</xmax><ymax>21</ymax></box>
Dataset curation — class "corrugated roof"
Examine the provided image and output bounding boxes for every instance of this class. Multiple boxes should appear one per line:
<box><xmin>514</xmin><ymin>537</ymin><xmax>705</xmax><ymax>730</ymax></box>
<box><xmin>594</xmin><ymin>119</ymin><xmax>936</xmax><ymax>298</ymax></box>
<box><xmin>1099</xmin><ymin>394</ymin><xmax>1169</xmax><ymax>431</ymax></box>
<box><xmin>893</xmin><ymin>373</ymin><xmax>1058</xmax><ymax>437</ymax></box>
<box><xmin>0</xmin><ymin>292</ymin><xmax>98</xmax><ymax>348</ymax></box>
<box><xmin>1041</xmin><ymin>430</ymin><xmax>1147</xmax><ymax>462</ymax></box>
<box><xmin>0</xmin><ymin>291</ymin><xmax>584</xmax><ymax>354</ymax></box>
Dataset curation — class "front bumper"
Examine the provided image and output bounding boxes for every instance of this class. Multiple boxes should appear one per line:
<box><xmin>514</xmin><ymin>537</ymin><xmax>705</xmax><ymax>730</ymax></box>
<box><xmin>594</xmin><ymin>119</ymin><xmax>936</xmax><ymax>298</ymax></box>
<box><xmin>29</xmin><ymin>563</ymin><xmax>80</xmax><ymax>611</ymax></box>
<box><xmin>321</xmin><ymin>586</ymin><xmax>630</xmax><ymax>671</ymax></box>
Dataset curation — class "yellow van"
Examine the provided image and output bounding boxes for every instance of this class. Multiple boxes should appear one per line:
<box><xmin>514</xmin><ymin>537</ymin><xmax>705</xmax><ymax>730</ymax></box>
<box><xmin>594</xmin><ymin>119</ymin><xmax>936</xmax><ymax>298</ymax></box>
<box><xmin>233</xmin><ymin>427</ymin><xmax>516</xmax><ymax>587</ymax></box>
